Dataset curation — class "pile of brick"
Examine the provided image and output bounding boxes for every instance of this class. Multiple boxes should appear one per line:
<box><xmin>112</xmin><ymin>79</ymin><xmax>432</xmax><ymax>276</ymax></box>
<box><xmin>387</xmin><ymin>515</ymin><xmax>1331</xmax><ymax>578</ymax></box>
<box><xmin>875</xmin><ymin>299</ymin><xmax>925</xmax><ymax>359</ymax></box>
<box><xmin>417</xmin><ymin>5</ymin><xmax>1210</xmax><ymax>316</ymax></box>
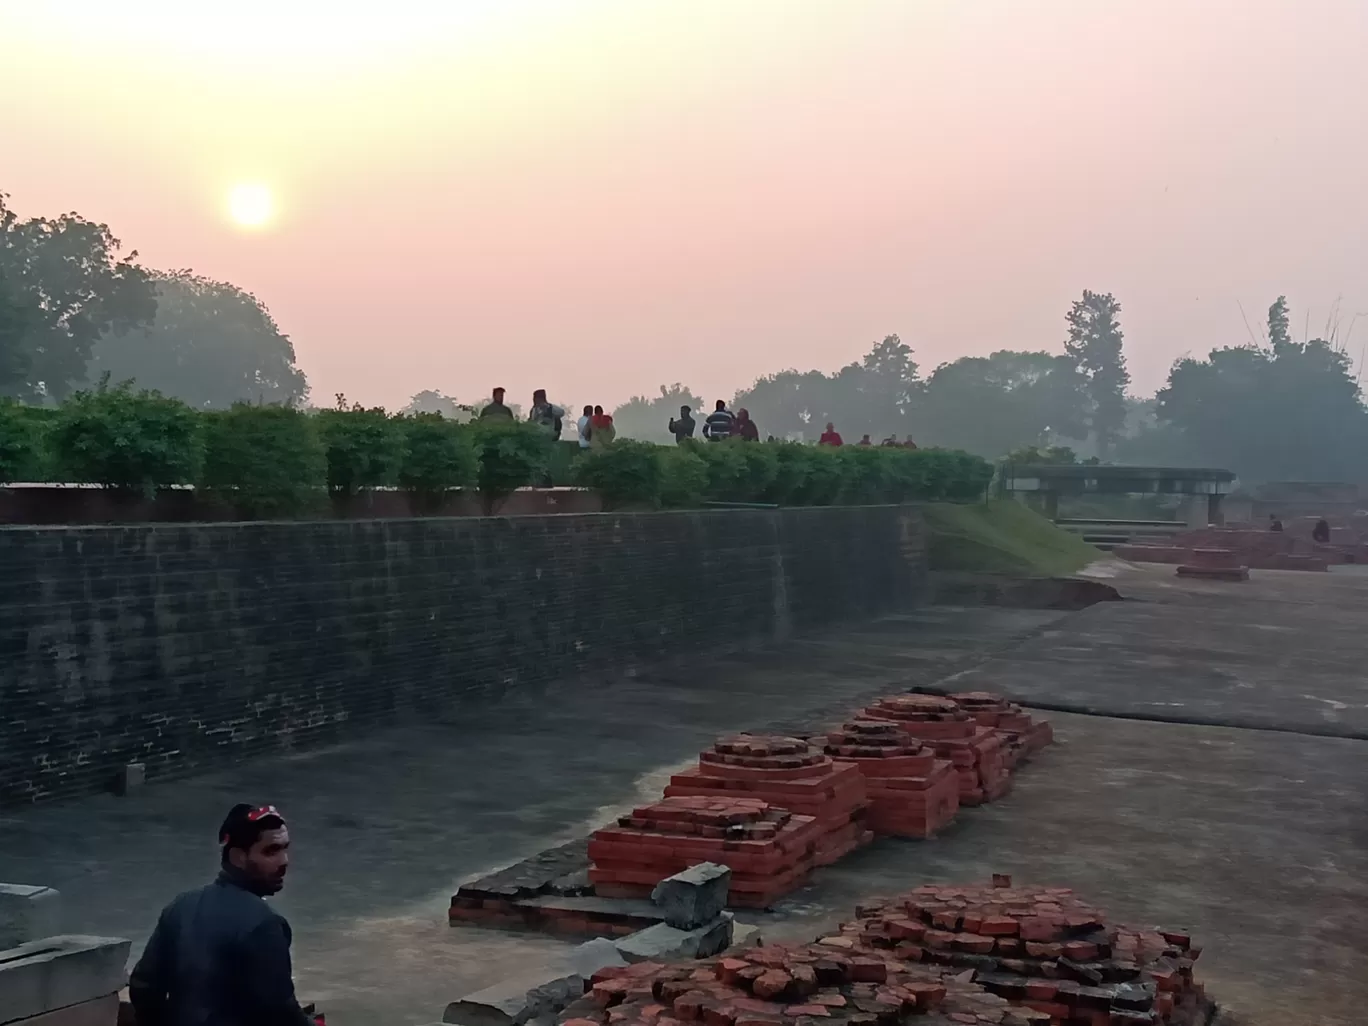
<box><xmin>663</xmin><ymin>735</ymin><xmax>873</xmax><ymax>866</ymax></box>
<box><xmin>946</xmin><ymin>693</ymin><xmax>1053</xmax><ymax>770</ymax></box>
<box><xmin>860</xmin><ymin>696</ymin><xmax>1010</xmax><ymax>805</ymax></box>
<box><xmin>559</xmin><ymin>941</ymin><xmax>1046</xmax><ymax>1026</ymax></box>
<box><xmin>831</xmin><ymin>878</ymin><xmax>1212</xmax><ymax>1026</ymax></box>
<box><xmin>821</xmin><ymin>720</ymin><xmax>960</xmax><ymax>838</ymax></box>
<box><xmin>587</xmin><ymin>797</ymin><xmax>822</xmax><ymax>908</ymax></box>
<box><xmin>1175</xmin><ymin>548</ymin><xmax>1249</xmax><ymax>582</ymax></box>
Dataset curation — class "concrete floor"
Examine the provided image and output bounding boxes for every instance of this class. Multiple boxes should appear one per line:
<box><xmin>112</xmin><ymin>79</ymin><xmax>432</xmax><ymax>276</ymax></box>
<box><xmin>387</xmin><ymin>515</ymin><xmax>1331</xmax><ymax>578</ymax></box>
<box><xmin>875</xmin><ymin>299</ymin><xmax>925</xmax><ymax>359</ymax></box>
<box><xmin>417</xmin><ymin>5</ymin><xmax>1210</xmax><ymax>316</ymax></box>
<box><xmin>1</xmin><ymin>567</ymin><xmax>1364</xmax><ymax>1025</ymax></box>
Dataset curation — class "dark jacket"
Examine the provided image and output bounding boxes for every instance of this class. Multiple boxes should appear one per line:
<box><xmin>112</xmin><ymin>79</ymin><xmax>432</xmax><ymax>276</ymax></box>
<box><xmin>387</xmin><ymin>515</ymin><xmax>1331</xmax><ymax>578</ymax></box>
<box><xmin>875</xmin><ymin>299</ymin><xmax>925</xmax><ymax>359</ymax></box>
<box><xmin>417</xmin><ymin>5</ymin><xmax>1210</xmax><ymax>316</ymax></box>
<box><xmin>703</xmin><ymin>409</ymin><xmax>734</xmax><ymax>441</ymax></box>
<box><xmin>129</xmin><ymin>869</ymin><xmax>313</xmax><ymax>1026</ymax></box>
<box><xmin>668</xmin><ymin>413</ymin><xmax>696</xmax><ymax>443</ymax></box>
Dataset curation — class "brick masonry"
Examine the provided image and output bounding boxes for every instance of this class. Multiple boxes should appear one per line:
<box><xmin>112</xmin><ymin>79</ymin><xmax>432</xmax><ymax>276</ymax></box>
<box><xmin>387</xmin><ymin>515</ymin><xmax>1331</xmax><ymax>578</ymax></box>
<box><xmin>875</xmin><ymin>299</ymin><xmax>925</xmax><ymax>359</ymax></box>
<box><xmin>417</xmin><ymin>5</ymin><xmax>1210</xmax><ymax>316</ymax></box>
<box><xmin>0</xmin><ymin>505</ymin><xmax>927</xmax><ymax>805</ymax></box>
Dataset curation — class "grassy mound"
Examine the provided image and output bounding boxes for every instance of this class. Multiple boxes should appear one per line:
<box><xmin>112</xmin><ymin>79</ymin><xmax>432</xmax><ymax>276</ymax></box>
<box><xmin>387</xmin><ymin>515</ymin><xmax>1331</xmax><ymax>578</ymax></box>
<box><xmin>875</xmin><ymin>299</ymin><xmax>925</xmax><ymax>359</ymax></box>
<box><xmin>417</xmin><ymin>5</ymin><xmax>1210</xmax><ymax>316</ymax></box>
<box><xmin>921</xmin><ymin>500</ymin><xmax>1102</xmax><ymax>577</ymax></box>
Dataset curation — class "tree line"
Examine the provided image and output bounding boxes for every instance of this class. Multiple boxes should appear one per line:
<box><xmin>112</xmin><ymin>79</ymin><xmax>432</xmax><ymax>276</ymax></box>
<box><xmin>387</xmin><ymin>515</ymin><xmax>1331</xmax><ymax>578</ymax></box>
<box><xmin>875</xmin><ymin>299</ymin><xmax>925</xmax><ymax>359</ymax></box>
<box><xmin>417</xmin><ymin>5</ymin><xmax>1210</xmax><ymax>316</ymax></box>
<box><xmin>0</xmin><ymin>192</ymin><xmax>307</xmax><ymax>408</ymax></box>
<box><xmin>614</xmin><ymin>294</ymin><xmax>1368</xmax><ymax>486</ymax></box>
<box><xmin>7</xmin><ymin>190</ymin><xmax>1364</xmax><ymax>487</ymax></box>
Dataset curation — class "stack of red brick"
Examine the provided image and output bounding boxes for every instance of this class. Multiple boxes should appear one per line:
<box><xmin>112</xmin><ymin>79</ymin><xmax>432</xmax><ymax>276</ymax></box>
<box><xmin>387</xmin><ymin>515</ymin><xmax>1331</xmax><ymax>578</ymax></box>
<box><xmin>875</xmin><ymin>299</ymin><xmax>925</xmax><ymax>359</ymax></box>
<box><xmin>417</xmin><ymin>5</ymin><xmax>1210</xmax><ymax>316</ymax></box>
<box><xmin>587</xmin><ymin>796</ymin><xmax>822</xmax><ymax>908</ymax></box>
<box><xmin>822</xmin><ymin>720</ymin><xmax>960</xmax><ymax>838</ymax></box>
<box><xmin>663</xmin><ymin>735</ymin><xmax>873</xmax><ymax>866</ymax></box>
<box><xmin>560</xmin><ymin>941</ymin><xmax>1046</xmax><ymax>1026</ymax></box>
<box><xmin>860</xmin><ymin>696</ymin><xmax>1010</xmax><ymax>805</ymax></box>
<box><xmin>830</xmin><ymin>878</ymin><xmax>1212</xmax><ymax>1026</ymax></box>
<box><xmin>947</xmin><ymin>692</ymin><xmax>1054</xmax><ymax>771</ymax></box>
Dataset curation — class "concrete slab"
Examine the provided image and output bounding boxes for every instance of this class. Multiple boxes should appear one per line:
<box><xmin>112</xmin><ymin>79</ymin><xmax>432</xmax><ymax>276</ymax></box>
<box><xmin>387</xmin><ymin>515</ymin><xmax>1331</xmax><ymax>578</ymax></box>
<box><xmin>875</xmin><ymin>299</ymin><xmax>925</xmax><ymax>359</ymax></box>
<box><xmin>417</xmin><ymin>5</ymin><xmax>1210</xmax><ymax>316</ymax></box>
<box><xmin>0</xmin><ymin>935</ymin><xmax>130</xmax><ymax>1025</ymax></box>
<box><xmin>945</xmin><ymin>564</ymin><xmax>1368</xmax><ymax>737</ymax></box>
<box><xmin>0</xmin><ymin>885</ymin><xmax>61</xmax><ymax>949</ymax></box>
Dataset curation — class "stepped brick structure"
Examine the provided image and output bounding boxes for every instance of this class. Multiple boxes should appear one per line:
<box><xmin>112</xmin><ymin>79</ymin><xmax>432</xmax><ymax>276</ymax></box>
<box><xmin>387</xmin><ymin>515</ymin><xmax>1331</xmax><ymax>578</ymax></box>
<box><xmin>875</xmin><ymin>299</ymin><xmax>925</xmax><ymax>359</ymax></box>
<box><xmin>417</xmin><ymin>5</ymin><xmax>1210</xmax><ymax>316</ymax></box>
<box><xmin>822</xmin><ymin>720</ymin><xmax>960</xmax><ymax>838</ymax></box>
<box><xmin>830</xmin><ymin>877</ymin><xmax>1212</xmax><ymax>1026</ymax></box>
<box><xmin>561</xmin><ymin>941</ymin><xmax>1044</xmax><ymax>1026</ymax></box>
<box><xmin>663</xmin><ymin>735</ymin><xmax>873</xmax><ymax>866</ymax></box>
<box><xmin>946</xmin><ymin>692</ymin><xmax>1053</xmax><ymax>770</ymax></box>
<box><xmin>860</xmin><ymin>696</ymin><xmax>1009</xmax><ymax>805</ymax></box>
<box><xmin>1175</xmin><ymin>547</ymin><xmax>1249</xmax><ymax>581</ymax></box>
<box><xmin>587</xmin><ymin>796</ymin><xmax>822</xmax><ymax>908</ymax></box>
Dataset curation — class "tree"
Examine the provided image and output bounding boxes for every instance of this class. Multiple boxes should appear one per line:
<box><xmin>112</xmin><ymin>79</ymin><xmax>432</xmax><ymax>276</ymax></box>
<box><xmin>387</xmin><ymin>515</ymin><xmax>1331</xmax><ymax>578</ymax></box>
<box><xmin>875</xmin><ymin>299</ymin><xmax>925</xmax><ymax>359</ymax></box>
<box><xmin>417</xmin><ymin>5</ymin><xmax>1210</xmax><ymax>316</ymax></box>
<box><xmin>87</xmin><ymin>270</ymin><xmax>307</xmax><ymax>408</ymax></box>
<box><xmin>0</xmin><ymin>266</ymin><xmax>33</xmax><ymax>395</ymax></box>
<box><xmin>915</xmin><ymin>351</ymin><xmax>1086</xmax><ymax>457</ymax></box>
<box><xmin>612</xmin><ymin>383</ymin><xmax>702</xmax><ymax>443</ymax></box>
<box><xmin>1155</xmin><ymin>337</ymin><xmax>1368</xmax><ymax>482</ymax></box>
<box><xmin>401</xmin><ymin>389</ymin><xmax>470</xmax><ymax>419</ymax></box>
<box><xmin>733</xmin><ymin>335</ymin><xmax>921</xmax><ymax>441</ymax></box>
<box><xmin>1267</xmin><ymin>295</ymin><xmax>1291</xmax><ymax>349</ymax></box>
<box><xmin>0</xmin><ymin>193</ymin><xmax>156</xmax><ymax>400</ymax></box>
<box><xmin>1063</xmin><ymin>291</ymin><xmax>1130</xmax><ymax>457</ymax></box>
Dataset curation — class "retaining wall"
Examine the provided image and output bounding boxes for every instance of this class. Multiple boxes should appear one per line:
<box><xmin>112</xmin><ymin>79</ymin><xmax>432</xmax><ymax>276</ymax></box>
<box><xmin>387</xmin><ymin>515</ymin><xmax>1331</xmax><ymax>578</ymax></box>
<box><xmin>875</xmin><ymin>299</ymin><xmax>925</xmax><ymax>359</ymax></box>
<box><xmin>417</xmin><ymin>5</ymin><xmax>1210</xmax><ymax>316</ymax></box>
<box><xmin>0</xmin><ymin>506</ymin><xmax>927</xmax><ymax>804</ymax></box>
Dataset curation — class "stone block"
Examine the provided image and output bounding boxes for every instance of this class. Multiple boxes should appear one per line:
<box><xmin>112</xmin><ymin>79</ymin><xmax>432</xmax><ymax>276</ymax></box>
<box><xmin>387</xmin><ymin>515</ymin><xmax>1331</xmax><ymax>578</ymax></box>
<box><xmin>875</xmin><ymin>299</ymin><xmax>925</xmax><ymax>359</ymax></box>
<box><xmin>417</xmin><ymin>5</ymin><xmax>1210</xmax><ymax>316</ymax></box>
<box><xmin>613</xmin><ymin>913</ymin><xmax>734</xmax><ymax>963</ymax></box>
<box><xmin>0</xmin><ymin>884</ymin><xmax>61</xmax><ymax>949</ymax></box>
<box><xmin>650</xmin><ymin>863</ymin><xmax>730</xmax><ymax>929</ymax></box>
<box><xmin>0</xmin><ymin>935</ymin><xmax>131</xmax><ymax>1025</ymax></box>
<box><xmin>110</xmin><ymin>764</ymin><xmax>145</xmax><ymax>797</ymax></box>
<box><xmin>10</xmin><ymin>992</ymin><xmax>119</xmax><ymax>1026</ymax></box>
<box><xmin>443</xmin><ymin>968</ymin><xmax>586</xmax><ymax>1026</ymax></box>
<box><xmin>442</xmin><ymin>940</ymin><xmax>627</xmax><ymax>1026</ymax></box>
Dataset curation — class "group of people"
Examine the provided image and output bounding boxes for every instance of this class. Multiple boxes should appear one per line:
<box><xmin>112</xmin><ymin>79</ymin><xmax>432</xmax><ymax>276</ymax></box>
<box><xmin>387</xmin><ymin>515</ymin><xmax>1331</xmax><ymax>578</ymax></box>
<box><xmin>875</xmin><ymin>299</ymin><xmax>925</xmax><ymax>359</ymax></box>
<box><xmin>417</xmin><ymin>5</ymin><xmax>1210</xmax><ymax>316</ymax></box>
<box><xmin>475</xmin><ymin>387</ymin><xmax>917</xmax><ymax>451</ymax></box>
<box><xmin>475</xmin><ymin>387</ymin><xmax>618</xmax><ymax>449</ymax></box>
<box><xmin>1269</xmin><ymin>513</ymin><xmax>1333</xmax><ymax>544</ymax></box>
<box><xmin>667</xmin><ymin>400</ymin><xmax>759</xmax><ymax>443</ymax></box>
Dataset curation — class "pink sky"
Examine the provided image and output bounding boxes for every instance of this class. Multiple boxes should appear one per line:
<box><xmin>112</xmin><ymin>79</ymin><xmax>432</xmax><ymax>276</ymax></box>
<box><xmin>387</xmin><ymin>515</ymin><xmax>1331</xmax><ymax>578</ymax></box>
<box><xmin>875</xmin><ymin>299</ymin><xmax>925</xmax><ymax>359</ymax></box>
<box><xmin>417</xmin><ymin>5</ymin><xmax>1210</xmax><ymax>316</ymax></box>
<box><xmin>4</xmin><ymin>0</ymin><xmax>1367</xmax><ymax>411</ymax></box>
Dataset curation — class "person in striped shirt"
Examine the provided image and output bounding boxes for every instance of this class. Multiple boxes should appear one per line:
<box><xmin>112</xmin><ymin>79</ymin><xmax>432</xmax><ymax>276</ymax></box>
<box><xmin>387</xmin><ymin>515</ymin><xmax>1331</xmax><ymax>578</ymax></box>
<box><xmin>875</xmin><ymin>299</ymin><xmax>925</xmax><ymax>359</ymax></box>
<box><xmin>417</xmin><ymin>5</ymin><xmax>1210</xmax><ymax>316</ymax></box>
<box><xmin>703</xmin><ymin>399</ymin><xmax>735</xmax><ymax>441</ymax></box>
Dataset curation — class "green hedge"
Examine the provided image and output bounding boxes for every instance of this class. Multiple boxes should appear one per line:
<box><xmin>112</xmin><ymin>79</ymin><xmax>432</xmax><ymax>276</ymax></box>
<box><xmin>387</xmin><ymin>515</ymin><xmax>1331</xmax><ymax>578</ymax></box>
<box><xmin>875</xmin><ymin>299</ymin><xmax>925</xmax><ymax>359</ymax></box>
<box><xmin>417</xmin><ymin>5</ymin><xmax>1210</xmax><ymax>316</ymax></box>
<box><xmin>577</xmin><ymin>439</ymin><xmax>992</xmax><ymax>509</ymax></box>
<box><xmin>0</xmin><ymin>395</ymin><xmax>990</xmax><ymax>514</ymax></box>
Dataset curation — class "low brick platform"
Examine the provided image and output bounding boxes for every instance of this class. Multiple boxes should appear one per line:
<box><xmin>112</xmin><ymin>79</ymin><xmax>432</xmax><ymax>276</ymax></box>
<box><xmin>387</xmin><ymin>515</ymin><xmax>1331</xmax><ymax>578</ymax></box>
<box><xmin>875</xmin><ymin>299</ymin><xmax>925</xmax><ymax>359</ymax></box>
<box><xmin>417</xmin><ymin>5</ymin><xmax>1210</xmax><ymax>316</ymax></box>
<box><xmin>587</xmin><ymin>797</ymin><xmax>823</xmax><ymax>908</ymax></box>
<box><xmin>1175</xmin><ymin>548</ymin><xmax>1249</xmax><ymax>582</ymax></box>
<box><xmin>560</xmin><ymin>942</ymin><xmax>1040</xmax><ymax>1026</ymax></box>
<box><xmin>946</xmin><ymin>693</ymin><xmax>1053</xmax><ymax>770</ymax></box>
<box><xmin>860</xmin><ymin>696</ymin><xmax>1010</xmax><ymax>805</ymax></box>
<box><xmin>664</xmin><ymin>735</ymin><xmax>872</xmax><ymax>867</ymax></box>
<box><xmin>830</xmin><ymin>878</ymin><xmax>1212</xmax><ymax>1026</ymax></box>
<box><xmin>822</xmin><ymin>721</ymin><xmax>960</xmax><ymax>838</ymax></box>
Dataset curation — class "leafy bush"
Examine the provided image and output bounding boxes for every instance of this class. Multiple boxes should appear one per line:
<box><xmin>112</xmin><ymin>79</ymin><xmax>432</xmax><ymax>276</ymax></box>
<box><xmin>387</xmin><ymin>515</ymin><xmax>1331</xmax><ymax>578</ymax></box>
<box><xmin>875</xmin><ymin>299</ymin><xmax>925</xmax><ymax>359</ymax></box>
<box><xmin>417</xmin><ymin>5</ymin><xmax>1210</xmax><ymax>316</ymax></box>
<box><xmin>50</xmin><ymin>382</ymin><xmax>202</xmax><ymax>495</ymax></box>
<box><xmin>200</xmin><ymin>404</ymin><xmax>326</xmax><ymax>516</ymax></box>
<box><xmin>0</xmin><ymin>400</ymin><xmax>38</xmax><ymax>483</ymax></box>
<box><xmin>316</xmin><ymin>401</ymin><xmax>402</xmax><ymax>497</ymax></box>
<box><xmin>396</xmin><ymin>413</ymin><xmax>475</xmax><ymax>510</ymax></box>
<box><xmin>469</xmin><ymin>420</ymin><xmax>552</xmax><ymax>508</ymax></box>
<box><xmin>658</xmin><ymin>446</ymin><xmax>709</xmax><ymax>507</ymax></box>
<box><xmin>573</xmin><ymin>439</ymin><xmax>663</xmax><ymax>508</ymax></box>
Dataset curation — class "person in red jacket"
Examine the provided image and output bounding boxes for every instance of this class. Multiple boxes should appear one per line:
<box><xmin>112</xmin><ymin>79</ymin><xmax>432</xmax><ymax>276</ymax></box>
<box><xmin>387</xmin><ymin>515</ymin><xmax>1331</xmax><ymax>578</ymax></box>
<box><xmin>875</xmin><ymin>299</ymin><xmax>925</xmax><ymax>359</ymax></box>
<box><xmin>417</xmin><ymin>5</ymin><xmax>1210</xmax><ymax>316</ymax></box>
<box><xmin>818</xmin><ymin>422</ymin><xmax>843</xmax><ymax>446</ymax></box>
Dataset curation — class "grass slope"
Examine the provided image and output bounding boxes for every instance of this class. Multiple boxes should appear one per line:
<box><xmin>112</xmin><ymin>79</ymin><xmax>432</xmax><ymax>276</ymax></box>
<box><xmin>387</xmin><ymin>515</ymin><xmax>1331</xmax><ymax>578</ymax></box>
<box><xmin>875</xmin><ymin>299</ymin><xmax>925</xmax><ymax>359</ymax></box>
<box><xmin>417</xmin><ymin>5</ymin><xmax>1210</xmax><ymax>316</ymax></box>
<box><xmin>921</xmin><ymin>500</ymin><xmax>1102</xmax><ymax>577</ymax></box>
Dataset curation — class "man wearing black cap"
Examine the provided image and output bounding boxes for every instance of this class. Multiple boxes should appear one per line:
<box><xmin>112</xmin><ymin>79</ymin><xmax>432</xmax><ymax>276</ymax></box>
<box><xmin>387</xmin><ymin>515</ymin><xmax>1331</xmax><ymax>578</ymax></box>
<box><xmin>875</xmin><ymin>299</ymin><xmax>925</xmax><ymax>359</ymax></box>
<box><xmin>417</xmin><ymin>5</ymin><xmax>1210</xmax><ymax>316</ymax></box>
<box><xmin>129</xmin><ymin>803</ymin><xmax>316</xmax><ymax>1026</ymax></box>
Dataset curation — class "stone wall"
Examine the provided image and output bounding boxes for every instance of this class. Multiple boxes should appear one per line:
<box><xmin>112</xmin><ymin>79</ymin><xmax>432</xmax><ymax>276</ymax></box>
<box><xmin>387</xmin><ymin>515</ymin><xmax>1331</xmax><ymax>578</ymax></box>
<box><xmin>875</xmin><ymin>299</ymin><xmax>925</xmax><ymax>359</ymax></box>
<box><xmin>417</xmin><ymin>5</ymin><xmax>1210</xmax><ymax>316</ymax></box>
<box><xmin>0</xmin><ymin>506</ymin><xmax>927</xmax><ymax>805</ymax></box>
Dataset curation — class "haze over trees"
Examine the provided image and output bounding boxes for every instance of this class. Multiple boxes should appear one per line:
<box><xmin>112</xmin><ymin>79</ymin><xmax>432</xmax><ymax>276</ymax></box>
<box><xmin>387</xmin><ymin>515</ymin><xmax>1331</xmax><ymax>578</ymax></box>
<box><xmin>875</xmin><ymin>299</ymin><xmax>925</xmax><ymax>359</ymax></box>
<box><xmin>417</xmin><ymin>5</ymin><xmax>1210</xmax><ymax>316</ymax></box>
<box><xmin>1</xmin><ymin>192</ymin><xmax>307</xmax><ymax>406</ymax></box>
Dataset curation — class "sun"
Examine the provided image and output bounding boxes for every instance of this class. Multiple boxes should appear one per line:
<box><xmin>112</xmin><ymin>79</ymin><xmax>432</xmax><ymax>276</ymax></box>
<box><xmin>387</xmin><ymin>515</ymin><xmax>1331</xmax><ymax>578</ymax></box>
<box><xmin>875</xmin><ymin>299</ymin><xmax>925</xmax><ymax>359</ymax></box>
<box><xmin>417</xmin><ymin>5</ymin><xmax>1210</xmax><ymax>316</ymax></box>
<box><xmin>227</xmin><ymin>183</ymin><xmax>275</xmax><ymax>229</ymax></box>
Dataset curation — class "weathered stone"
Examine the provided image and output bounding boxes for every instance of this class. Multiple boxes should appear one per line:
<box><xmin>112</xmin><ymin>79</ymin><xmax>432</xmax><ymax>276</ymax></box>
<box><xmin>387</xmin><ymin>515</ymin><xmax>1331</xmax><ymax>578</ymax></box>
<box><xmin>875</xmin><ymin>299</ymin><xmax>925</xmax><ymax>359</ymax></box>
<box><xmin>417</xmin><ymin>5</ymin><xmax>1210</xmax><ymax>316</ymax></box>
<box><xmin>0</xmin><ymin>935</ymin><xmax>131</xmax><ymax>1023</ymax></box>
<box><xmin>563</xmin><ymin>938</ymin><xmax>628</xmax><ymax>977</ymax></box>
<box><xmin>0</xmin><ymin>883</ymin><xmax>61</xmax><ymax>948</ymax></box>
<box><xmin>443</xmin><ymin>968</ymin><xmax>586</xmax><ymax>1026</ymax></box>
<box><xmin>615</xmin><ymin>913</ymin><xmax>734</xmax><ymax>963</ymax></box>
<box><xmin>112</xmin><ymin>762</ymin><xmax>145</xmax><ymax>796</ymax></box>
<box><xmin>650</xmin><ymin>863</ymin><xmax>731</xmax><ymax>929</ymax></box>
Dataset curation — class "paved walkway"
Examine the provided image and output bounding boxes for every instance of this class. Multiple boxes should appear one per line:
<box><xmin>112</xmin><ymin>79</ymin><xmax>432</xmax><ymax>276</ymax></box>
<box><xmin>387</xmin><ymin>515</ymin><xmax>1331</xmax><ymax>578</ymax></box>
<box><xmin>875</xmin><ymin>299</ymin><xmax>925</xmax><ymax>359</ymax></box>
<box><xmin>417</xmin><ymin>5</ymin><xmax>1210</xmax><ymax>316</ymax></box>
<box><xmin>2</xmin><ymin>567</ymin><xmax>1366</xmax><ymax>1025</ymax></box>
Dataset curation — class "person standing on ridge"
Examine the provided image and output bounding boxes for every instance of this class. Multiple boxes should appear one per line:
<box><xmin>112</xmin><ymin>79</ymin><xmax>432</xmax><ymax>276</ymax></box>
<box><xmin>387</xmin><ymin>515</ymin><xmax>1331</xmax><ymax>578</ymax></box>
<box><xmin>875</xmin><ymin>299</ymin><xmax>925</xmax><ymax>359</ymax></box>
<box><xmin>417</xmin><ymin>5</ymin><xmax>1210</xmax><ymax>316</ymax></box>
<box><xmin>577</xmin><ymin>405</ymin><xmax>593</xmax><ymax>449</ymax></box>
<box><xmin>703</xmin><ymin>400</ymin><xmax>735</xmax><ymax>441</ymax></box>
<box><xmin>129</xmin><ymin>803</ymin><xmax>319</xmax><ymax>1026</ymax></box>
<box><xmin>818</xmin><ymin>422</ymin><xmax>843</xmax><ymax>446</ymax></box>
<box><xmin>588</xmin><ymin>405</ymin><xmax>616</xmax><ymax>449</ymax></box>
<box><xmin>528</xmin><ymin>389</ymin><xmax>565</xmax><ymax>438</ymax></box>
<box><xmin>668</xmin><ymin>405</ymin><xmax>696</xmax><ymax>444</ymax></box>
<box><xmin>735</xmin><ymin>408</ymin><xmax>759</xmax><ymax>441</ymax></box>
<box><xmin>478</xmin><ymin>387</ymin><xmax>514</xmax><ymax>420</ymax></box>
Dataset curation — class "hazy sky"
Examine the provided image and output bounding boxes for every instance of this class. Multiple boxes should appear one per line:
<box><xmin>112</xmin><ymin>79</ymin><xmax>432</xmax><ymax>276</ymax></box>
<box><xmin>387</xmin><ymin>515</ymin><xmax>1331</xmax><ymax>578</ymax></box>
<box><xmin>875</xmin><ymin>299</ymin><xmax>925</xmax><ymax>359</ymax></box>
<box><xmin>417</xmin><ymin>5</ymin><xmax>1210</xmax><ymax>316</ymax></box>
<box><xmin>4</xmin><ymin>0</ymin><xmax>1367</xmax><ymax>411</ymax></box>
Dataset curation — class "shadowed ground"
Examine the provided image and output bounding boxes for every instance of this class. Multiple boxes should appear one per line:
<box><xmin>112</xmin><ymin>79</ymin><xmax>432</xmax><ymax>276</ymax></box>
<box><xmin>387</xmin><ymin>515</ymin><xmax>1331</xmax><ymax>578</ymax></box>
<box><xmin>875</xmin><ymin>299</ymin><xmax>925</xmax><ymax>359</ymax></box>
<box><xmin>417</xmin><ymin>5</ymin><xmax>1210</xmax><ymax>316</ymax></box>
<box><xmin>0</xmin><ymin>566</ymin><xmax>1363</xmax><ymax>1025</ymax></box>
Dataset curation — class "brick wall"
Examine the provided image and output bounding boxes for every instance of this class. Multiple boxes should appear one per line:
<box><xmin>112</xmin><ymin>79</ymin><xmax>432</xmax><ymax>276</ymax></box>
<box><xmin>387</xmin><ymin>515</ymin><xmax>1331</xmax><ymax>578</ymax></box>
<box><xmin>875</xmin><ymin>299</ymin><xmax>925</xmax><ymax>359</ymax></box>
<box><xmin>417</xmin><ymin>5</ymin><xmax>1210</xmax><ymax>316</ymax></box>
<box><xmin>0</xmin><ymin>506</ymin><xmax>927</xmax><ymax>805</ymax></box>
